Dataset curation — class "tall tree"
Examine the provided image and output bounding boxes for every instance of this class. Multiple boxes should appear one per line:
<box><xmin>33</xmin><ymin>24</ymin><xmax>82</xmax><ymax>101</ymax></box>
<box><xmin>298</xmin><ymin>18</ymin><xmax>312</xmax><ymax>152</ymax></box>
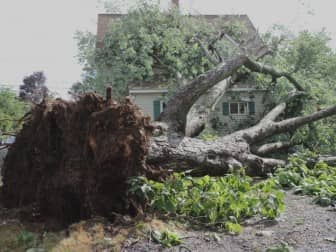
<box><xmin>0</xmin><ymin>88</ymin><xmax>27</xmax><ymax>142</ymax></box>
<box><xmin>19</xmin><ymin>71</ymin><xmax>49</xmax><ymax>104</ymax></box>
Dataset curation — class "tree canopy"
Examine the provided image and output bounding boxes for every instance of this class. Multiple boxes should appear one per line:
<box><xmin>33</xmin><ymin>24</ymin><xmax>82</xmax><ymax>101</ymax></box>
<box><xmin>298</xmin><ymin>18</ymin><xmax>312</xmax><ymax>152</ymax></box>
<box><xmin>0</xmin><ymin>88</ymin><xmax>27</xmax><ymax>142</ymax></box>
<box><xmin>74</xmin><ymin>4</ymin><xmax>245</xmax><ymax>96</ymax></box>
<box><xmin>19</xmin><ymin>71</ymin><xmax>49</xmax><ymax>104</ymax></box>
<box><xmin>257</xmin><ymin>28</ymin><xmax>336</xmax><ymax>153</ymax></box>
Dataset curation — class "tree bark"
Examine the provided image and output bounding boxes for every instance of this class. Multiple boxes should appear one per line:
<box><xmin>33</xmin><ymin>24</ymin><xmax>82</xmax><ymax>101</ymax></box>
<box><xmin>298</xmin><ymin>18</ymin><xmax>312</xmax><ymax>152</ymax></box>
<box><xmin>252</xmin><ymin>141</ymin><xmax>297</xmax><ymax>156</ymax></box>
<box><xmin>186</xmin><ymin>78</ymin><xmax>230</xmax><ymax>137</ymax></box>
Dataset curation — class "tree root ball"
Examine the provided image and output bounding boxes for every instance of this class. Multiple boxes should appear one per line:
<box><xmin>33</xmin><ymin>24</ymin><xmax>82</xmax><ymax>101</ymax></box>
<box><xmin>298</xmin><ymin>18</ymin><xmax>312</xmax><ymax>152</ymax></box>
<box><xmin>1</xmin><ymin>93</ymin><xmax>154</xmax><ymax>226</ymax></box>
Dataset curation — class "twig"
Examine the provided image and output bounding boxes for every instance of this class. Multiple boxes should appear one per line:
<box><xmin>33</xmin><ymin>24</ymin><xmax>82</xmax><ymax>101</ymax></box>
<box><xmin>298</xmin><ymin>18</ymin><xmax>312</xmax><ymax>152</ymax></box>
<box><xmin>179</xmin><ymin>245</ymin><xmax>192</xmax><ymax>252</ymax></box>
<box><xmin>0</xmin><ymin>144</ymin><xmax>11</xmax><ymax>150</ymax></box>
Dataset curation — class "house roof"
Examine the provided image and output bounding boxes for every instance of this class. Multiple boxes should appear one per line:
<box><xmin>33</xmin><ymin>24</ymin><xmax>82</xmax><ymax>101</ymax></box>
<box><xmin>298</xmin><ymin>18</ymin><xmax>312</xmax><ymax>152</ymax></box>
<box><xmin>129</xmin><ymin>88</ymin><xmax>168</xmax><ymax>94</ymax></box>
<box><xmin>96</xmin><ymin>13</ymin><xmax>269</xmax><ymax>59</ymax></box>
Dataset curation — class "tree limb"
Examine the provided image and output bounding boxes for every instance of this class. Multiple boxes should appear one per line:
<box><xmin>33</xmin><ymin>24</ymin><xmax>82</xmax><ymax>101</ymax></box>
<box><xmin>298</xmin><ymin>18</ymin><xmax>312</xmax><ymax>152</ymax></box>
<box><xmin>260</xmin><ymin>102</ymin><xmax>287</xmax><ymax>123</ymax></box>
<box><xmin>260</xmin><ymin>91</ymin><xmax>307</xmax><ymax>123</ymax></box>
<box><xmin>252</xmin><ymin>141</ymin><xmax>298</xmax><ymax>156</ymax></box>
<box><xmin>186</xmin><ymin>78</ymin><xmax>231</xmax><ymax>137</ymax></box>
<box><xmin>244</xmin><ymin>58</ymin><xmax>305</xmax><ymax>91</ymax></box>
<box><xmin>194</xmin><ymin>37</ymin><xmax>219</xmax><ymax>65</ymax></box>
<box><xmin>239</xmin><ymin>103</ymin><xmax>336</xmax><ymax>144</ymax></box>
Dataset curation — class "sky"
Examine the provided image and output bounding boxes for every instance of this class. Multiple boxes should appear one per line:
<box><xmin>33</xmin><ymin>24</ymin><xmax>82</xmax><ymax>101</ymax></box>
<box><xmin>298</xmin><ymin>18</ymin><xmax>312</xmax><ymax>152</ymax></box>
<box><xmin>0</xmin><ymin>0</ymin><xmax>335</xmax><ymax>98</ymax></box>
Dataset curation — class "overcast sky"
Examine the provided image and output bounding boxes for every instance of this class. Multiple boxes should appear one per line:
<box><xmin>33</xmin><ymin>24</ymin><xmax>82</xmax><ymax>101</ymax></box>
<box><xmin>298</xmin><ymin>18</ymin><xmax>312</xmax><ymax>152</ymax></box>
<box><xmin>0</xmin><ymin>0</ymin><xmax>335</xmax><ymax>98</ymax></box>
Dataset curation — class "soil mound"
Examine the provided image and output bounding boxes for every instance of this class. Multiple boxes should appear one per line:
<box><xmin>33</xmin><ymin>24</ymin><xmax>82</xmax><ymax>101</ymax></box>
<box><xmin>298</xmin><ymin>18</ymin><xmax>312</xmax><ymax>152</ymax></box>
<box><xmin>1</xmin><ymin>93</ymin><xmax>153</xmax><ymax>226</ymax></box>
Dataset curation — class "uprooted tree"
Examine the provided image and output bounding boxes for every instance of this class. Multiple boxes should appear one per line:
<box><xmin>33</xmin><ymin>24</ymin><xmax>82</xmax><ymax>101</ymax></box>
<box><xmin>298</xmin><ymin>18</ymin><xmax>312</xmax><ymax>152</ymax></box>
<box><xmin>3</xmin><ymin>5</ymin><xmax>336</xmax><ymax>225</ymax></box>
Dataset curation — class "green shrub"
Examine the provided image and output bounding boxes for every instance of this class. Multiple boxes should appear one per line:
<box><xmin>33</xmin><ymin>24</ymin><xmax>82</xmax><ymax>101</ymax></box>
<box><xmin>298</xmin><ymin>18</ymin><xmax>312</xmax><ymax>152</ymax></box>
<box><xmin>16</xmin><ymin>230</ymin><xmax>37</xmax><ymax>249</ymax></box>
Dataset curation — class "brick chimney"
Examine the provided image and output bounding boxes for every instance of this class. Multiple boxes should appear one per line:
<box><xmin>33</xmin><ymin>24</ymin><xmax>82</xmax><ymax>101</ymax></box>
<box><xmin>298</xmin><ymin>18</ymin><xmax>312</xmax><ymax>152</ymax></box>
<box><xmin>172</xmin><ymin>0</ymin><xmax>179</xmax><ymax>9</ymax></box>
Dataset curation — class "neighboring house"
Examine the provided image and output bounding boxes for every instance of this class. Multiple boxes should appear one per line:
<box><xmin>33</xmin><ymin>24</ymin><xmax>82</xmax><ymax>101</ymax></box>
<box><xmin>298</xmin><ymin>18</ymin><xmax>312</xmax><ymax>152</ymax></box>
<box><xmin>96</xmin><ymin>2</ymin><xmax>270</xmax><ymax>134</ymax></box>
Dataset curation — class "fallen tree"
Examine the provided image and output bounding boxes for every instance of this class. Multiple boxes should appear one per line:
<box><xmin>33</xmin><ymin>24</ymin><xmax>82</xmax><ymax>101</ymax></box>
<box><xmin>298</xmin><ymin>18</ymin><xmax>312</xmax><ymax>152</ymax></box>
<box><xmin>2</xmin><ymin>68</ymin><xmax>336</xmax><ymax>225</ymax></box>
<box><xmin>3</xmin><ymin>9</ymin><xmax>336</xmax><ymax>226</ymax></box>
<box><xmin>2</xmin><ymin>78</ymin><xmax>336</xmax><ymax>225</ymax></box>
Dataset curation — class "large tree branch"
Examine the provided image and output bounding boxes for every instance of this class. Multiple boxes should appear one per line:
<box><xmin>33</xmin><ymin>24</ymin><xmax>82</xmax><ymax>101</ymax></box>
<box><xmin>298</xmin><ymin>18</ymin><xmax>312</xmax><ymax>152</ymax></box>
<box><xmin>186</xmin><ymin>78</ymin><xmax>231</xmax><ymax>137</ymax></box>
<box><xmin>261</xmin><ymin>103</ymin><xmax>287</xmax><ymax>123</ymax></box>
<box><xmin>238</xmin><ymin>104</ymin><xmax>336</xmax><ymax>144</ymax></box>
<box><xmin>244</xmin><ymin>58</ymin><xmax>305</xmax><ymax>91</ymax></box>
<box><xmin>194</xmin><ymin>37</ymin><xmax>219</xmax><ymax>65</ymax></box>
<box><xmin>252</xmin><ymin>141</ymin><xmax>298</xmax><ymax>156</ymax></box>
<box><xmin>261</xmin><ymin>91</ymin><xmax>307</xmax><ymax>123</ymax></box>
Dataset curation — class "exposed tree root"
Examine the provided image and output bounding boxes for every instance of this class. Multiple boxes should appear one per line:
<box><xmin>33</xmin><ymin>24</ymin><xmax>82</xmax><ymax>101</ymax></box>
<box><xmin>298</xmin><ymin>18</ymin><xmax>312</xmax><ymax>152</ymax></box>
<box><xmin>1</xmin><ymin>94</ymin><xmax>156</xmax><ymax>226</ymax></box>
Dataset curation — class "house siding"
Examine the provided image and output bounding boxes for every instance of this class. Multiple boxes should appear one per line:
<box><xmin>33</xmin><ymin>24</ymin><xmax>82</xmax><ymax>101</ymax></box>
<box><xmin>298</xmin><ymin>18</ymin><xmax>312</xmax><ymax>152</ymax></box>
<box><xmin>130</xmin><ymin>91</ymin><xmax>167</xmax><ymax>120</ymax></box>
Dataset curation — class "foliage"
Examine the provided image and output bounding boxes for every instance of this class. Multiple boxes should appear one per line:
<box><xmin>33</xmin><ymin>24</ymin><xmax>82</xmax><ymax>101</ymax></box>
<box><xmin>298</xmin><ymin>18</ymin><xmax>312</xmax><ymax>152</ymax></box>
<box><xmin>75</xmin><ymin>3</ymin><xmax>244</xmax><ymax>97</ymax></box>
<box><xmin>19</xmin><ymin>71</ymin><xmax>49</xmax><ymax>104</ymax></box>
<box><xmin>95</xmin><ymin>5</ymin><xmax>215</xmax><ymax>96</ymax></box>
<box><xmin>259</xmin><ymin>28</ymin><xmax>336</xmax><ymax>154</ymax></box>
<box><xmin>0</xmin><ymin>88</ymin><xmax>27</xmax><ymax>141</ymax></box>
<box><xmin>266</xmin><ymin>242</ymin><xmax>292</xmax><ymax>252</ymax></box>
<box><xmin>274</xmin><ymin>152</ymin><xmax>336</xmax><ymax>207</ymax></box>
<box><xmin>150</xmin><ymin>229</ymin><xmax>182</xmax><ymax>248</ymax></box>
<box><xmin>16</xmin><ymin>230</ymin><xmax>37</xmax><ymax>249</ymax></box>
<box><xmin>128</xmin><ymin>170</ymin><xmax>284</xmax><ymax>234</ymax></box>
<box><xmin>198</xmin><ymin>128</ymin><xmax>218</xmax><ymax>141</ymax></box>
<box><xmin>70</xmin><ymin>31</ymin><xmax>99</xmax><ymax>98</ymax></box>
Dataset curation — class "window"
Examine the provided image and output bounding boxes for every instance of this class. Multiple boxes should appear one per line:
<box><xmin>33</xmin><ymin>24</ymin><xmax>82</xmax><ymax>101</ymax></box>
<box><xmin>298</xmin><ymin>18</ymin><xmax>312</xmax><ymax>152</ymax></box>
<box><xmin>230</xmin><ymin>103</ymin><xmax>238</xmax><ymax>114</ymax></box>
<box><xmin>230</xmin><ymin>102</ymin><xmax>248</xmax><ymax>115</ymax></box>
<box><xmin>223</xmin><ymin>101</ymin><xmax>255</xmax><ymax>116</ymax></box>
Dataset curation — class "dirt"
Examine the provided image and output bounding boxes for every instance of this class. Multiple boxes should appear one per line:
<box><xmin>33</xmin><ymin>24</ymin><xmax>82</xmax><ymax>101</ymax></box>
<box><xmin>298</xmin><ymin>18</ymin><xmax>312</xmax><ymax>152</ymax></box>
<box><xmin>126</xmin><ymin>191</ymin><xmax>336</xmax><ymax>252</ymax></box>
<box><xmin>1</xmin><ymin>93</ymin><xmax>155</xmax><ymax>227</ymax></box>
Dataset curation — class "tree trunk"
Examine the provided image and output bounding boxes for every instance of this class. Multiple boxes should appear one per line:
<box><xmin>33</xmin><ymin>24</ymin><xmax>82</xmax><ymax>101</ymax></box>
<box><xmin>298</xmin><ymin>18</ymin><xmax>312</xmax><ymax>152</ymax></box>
<box><xmin>186</xmin><ymin>78</ymin><xmax>230</xmax><ymax>137</ymax></box>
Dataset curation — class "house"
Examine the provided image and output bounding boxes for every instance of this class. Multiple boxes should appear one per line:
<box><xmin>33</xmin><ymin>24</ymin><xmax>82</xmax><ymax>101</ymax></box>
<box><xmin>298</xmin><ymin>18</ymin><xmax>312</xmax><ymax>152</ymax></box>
<box><xmin>96</xmin><ymin>1</ymin><xmax>270</xmax><ymax>134</ymax></box>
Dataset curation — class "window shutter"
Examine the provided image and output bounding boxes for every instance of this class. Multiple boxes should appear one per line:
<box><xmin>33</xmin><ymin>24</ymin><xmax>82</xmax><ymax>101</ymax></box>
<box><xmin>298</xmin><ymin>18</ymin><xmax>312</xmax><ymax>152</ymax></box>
<box><xmin>248</xmin><ymin>101</ymin><xmax>255</xmax><ymax>115</ymax></box>
<box><xmin>222</xmin><ymin>102</ymin><xmax>229</xmax><ymax>115</ymax></box>
<box><xmin>153</xmin><ymin>100</ymin><xmax>161</xmax><ymax>120</ymax></box>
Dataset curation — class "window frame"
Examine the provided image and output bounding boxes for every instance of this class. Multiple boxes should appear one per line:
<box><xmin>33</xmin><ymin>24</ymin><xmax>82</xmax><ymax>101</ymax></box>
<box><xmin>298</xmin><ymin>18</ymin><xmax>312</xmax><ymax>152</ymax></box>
<box><xmin>229</xmin><ymin>102</ymin><xmax>248</xmax><ymax>115</ymax></box>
